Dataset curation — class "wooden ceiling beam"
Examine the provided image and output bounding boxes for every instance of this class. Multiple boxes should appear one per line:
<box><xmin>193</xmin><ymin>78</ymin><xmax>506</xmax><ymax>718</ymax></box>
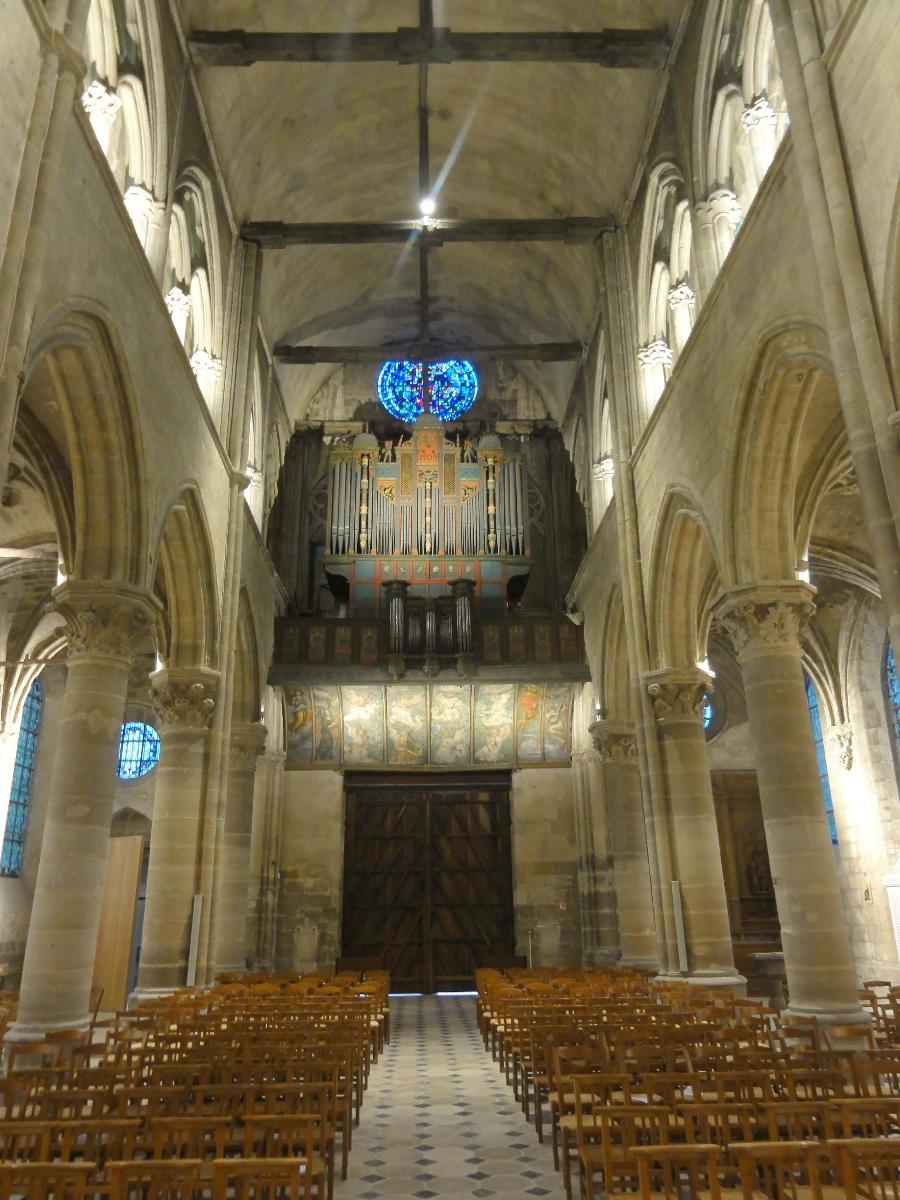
<box><xmin>274</xmin><ymin>342</ymin><xmax>583</xmax><ymax>364</ymax></box>
<box><xmin>243</xmin><ymin>217</ymin><xmax>611</xmax><ymax>248</ymax></box>
<box><xmin>190</xmin><ymin>28</ymin><xmax>670</xmax><ymax>69</ymax></box>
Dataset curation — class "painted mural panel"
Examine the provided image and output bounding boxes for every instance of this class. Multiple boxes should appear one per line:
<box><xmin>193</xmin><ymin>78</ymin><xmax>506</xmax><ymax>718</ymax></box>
<box><xmin>473</xmin><ymin>684</ymin><xmax>516</xmax><ymax>764</ymax></box>
<box><xmin>285</xmin><ymin>687</ymin><xmax>314</xmax><ymax>766</ymax></box>
<box><xmin>312</xmin><ymin>687</ymin><xmax>341</xmax><ymax>764</ymax></box>
<box><xmin>544</xmin><ymin>684</ymin><xmax>575</xmax><ymax>762</ymax></box>
<box><xmin>386</xmin><ymin>687</ymin><xmax>428</xmax><ymax>766</ymax></box>
<box><xmin>516</xmin><ymin>683</ymin><xmax>544</xmax><ymax>763</ymax></box>
<box><xmin>341</xmin><ymin>686</ymin><xmax>385</xmax><ymax>765</ymax></box>
<box><xmin>430</xmin><ymin>685</ymin><xmax>472</xmax><ymax>764</ymax></box>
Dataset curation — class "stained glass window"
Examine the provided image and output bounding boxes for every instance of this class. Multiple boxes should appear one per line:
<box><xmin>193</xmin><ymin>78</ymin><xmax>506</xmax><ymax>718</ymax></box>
<box><xmin>117</xmin><ymin>721</ymin><xmax>160</xmax><ymax>780</ymax></box>
<box><xmin>377</xmin><ymin>359</ymin><xmax>479</xmax><ymax>423</ymax></box>
<box><xmin>804</xmin><ymin>675</ymin><xmax>838</xmax><ymax>846</ymax></box>
<box><xmin>702</xmin><ymin>694</ymin><xmax>714</xmax><ymax>731</ymax></box>
<box><xmin>1</xmin><ymin>678</ymin><xmax>42</xmax><ymax>877</ymax></box>
<box><xmin>886</xmin><ymin>644</ymin><xmax>900</xmax><ymax>751</ymax></box>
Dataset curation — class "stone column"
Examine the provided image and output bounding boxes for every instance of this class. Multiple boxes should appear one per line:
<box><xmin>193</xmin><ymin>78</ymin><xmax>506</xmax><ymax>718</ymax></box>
<box><xmin>694</xmin><ymin>189</ymin><xmax>743</xmax><ymax>284</ymax></box>
<box><xmin>646</xmin><ymin>668</ymin><xmax>743</xmax><ymax>986</ymax></box>
<box><xmin>7</xmin><ymin>582</ymin><xmax>158</xmax><ymax>1038</ymax></box>
<box><xmin>713</xmin><ymin>582</ymin><xmax>866</xmax><ymax>1023</ymax></box>
<box><xmin>666</xmin><ymin>281</ymin><xmax>696</xmax><ymax>357</ymax></box>
<box><xmin>741</xmin><ymin>96</ymin><xmax>779</xmax><ymax>190</ymax></box>
<box><xmin>571</xmin><ymin>749</ymin><xmax>619</xmax><ymax>965</ymax></box>
<box><xmin>133</xmin><ymin>667</ymin><xmax>218</xmax><ymax>998</ymax></box>
<box><xmin>637</xmin><ymin>339</ymin><xmax>673</xmax><ymax>413</ymax></box>
<box><xmin>214</xmin><ymin>722</ymin><xmax>267</xmax><ymax>975</ymax></box>
<box><xmin>591</xmin><ymin>720</ymin><xmax>658</xmax><ymax>969</ymax></box>
<box><xmin>80</xmin><ymin>80</ymin><xmax>122</xmax><ymax>154</ymax></box>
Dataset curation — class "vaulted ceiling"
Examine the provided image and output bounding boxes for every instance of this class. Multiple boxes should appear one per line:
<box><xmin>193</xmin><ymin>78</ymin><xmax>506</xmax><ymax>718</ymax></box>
<box><xmin>181</xmin><ymin>2</ymin><xmax>688</xmax><ymax>420</ymax></box>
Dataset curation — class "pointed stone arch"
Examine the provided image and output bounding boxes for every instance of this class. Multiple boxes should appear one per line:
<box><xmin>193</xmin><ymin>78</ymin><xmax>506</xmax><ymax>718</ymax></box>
<box><xmin>726</xmin><ymin>323</ymin><xmax>835</xmax><ymax>583</ymax></box>
<box><xmin>232</xmin><ymin>591</ymin><xmax>262</xmax><ymax>725</ymax></box>
<box><xmin>647</xmin><ymin>489</ymin><xmax>724</xmax><ymax>671</ymax></box>
<box><xmin>22</xmin><ymin>306</ymin><xmax>148</xmax><ymax>586</ymax></box>
<box><xmin>153</xmin><ymin>486</ymin><xmax>219</xmax><ymax>670</ymax></box>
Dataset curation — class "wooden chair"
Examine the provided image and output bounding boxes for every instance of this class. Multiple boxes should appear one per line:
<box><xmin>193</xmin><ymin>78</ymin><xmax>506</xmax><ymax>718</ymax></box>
<box><xmin>576</xmin><ymin>1100</ymin><xmax>675</xmax><ymax>1199</ymax></box>
<box><xmin>730</xmin><ymin>1140</ymin><xmax>843</xmax><ymax>1200</ymax></box>
<box><xmin>0</xmin><ymin>1162</ymin><xmax>97</xmax><ymax>1200</ymax></box>
<box><xmin>633</xmin><ymin>1143</ymin><xmax>743</xmax><ymax>1199</ymax></box>
<box><xmin>829</xmin><ymin>1136</ymin><xmax>900</xmax><ymax>1199</ymax></box>
<box><xmin>212</xmin><ymin>1158</ymin><xmax>312</xmax><ymax>1200</ymax></box>
<box><xmin>107</xmin><ymin>1159</ymin><xmax>208</xmax><ymax>1200</ymax></box>
<box><xmin>242</xmin><ymin>1115</ymin><xmax>327</xmax><ymax>1200</ymax></box>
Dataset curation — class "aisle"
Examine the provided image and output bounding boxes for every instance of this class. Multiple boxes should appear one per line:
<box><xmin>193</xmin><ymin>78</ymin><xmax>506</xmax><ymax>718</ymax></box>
<box><xmin>339</xmin><ymin>995</ymin><xmax>560</xmax><ymax>1198</ymax></box>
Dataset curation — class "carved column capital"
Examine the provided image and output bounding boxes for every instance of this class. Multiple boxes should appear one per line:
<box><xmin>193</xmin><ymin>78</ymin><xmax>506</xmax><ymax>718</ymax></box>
<box><xmin>712</xmin><ymin>581</ymin><xmax>816</xmax><ymax>662</ymax></box>
<box><xmin>589</xmin><ymin>719</ymin><xmax>639</xmax><ymax>763</ymax></box>
<box><xmin>51</xmin><ymin>581</ymin><xmax>160</xmax><ymax>668</ymax></box>
<box><xmin>229</xmin><ymin>722</ymin><xmax>268</xmax><ymax>768</ymax></box>
<box><xmin>830</xmin><ymin>722</ymin><xmax>853</xmax><ymax>771</ymax></box>
<box><xmin>697</xmin><ymin>187</ymin><xmax>743</xmax><ymax>225</ymax></box>
<box><xmin>262</xmin><ymin>749</ymin><xmax>287</xmax><ymax>769</ymax></box>
<box><xmin>592</xmin><ymin>455</ymin><xmax>615</xmax><ymax>482</ymax></box>
<box><xmin>637</xmin><ymin>339</ymin><xmax>674</xmax><ymax>370</ymax></box>
<box><xmin>190</xmin><ymin>349</ymin><xmax>224</xmax><ymax>383</ymax></box>
<box><xmin>741</xmin><ymin>95</ymin><xmax>778</xmax><ymax>131</ymax></box>
<box><xmin>667</xmin><ymin>281</ymin><xmax>696</xmax><ymax>311</ymax></box>
<box><xmin>150</xmin><ymin>667</ymin><xmax>219</xmax><ymax>730</ymax></box>
<box><xmin>645</xmin><ymin>667</ymin><xmax>712</xmax><ymax>724</ymax></box>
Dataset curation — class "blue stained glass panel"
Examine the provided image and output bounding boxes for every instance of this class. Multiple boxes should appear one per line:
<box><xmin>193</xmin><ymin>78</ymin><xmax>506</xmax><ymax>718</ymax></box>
<box><xmin>804</xmin><ymin>675</ymin><xmax>838</xmax><ymax>846</ymax></box>
<box><xmin>117</xmin><ymin>721</ymin><xmax>160</xmax><ymax>780</ymax></box>
<box><xmin>377</xmin><ymin>358</ymin><xmax>479</xmax><ymax>423</ymax></box>
<box><xmin>886</xmin><ymin>645</ymin><xmax>900</xmax><ymax>749</ymax></box>
<box><xmin>702</xmin><ymin>695</ymin><xmax>713</xmax><ymax>731</ymax></box>
<box><xmin>1</xmin><ymin>678</ymin><xmax>42</xmax><ymax>877</ymax></box>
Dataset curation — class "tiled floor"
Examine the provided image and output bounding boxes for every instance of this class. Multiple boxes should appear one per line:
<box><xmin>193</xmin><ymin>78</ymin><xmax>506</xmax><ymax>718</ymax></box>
<box><xmin>338</xmin><ymin>995</ymin><xmax>561</xmax><ymax>1199</ymax></box>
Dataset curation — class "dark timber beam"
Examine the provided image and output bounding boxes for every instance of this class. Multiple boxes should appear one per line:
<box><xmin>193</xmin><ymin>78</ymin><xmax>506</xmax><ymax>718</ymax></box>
<box><xmin>189</xmin><ymin>28</ymin><xmax>670</xmax><ymax>69</ymax></box>
<box><xmin>274</xmin><ymin>342</ymin><xmax>583</xmax><ymax>364</ymax></box>
<box><xmin>243</xmin><ymin>218</ymin><xmax>611</xmax><ymax>248</ymax></box>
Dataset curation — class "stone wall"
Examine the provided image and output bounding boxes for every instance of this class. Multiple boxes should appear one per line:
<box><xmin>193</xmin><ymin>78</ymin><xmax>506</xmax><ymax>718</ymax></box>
<box><xmin>510</xmin><ymin>767</ymin><xmax>581</xmax><ymax>968</ymax></box>
<box><xmin>276</xmin><ymin>770</ymin><xmax>344</xmax><ymax>972</ymax></box>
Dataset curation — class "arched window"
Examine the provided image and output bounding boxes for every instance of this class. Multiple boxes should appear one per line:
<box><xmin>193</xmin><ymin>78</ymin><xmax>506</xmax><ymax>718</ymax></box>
<box><xmin>885</xmin><ymin>643</ymin><xmax>900</xmax><ymax>753</ymax></box>
<box><xmin>1</xmin><ymin>678</ymin><xmax>43</xmax><ymax>877</ymax></box>
<box><xmin>804</xmin><ymin>675</ymin><xmax>838</xmax><ymax>846</ymax></box>
<box><xmin>117</xmin><ymin>721</ymin><xmax>160</xmax><ymax>781</ymax></box>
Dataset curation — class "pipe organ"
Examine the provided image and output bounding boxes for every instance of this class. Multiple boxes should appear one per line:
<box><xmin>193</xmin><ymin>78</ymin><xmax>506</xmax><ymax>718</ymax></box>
<box><xmin>323</xmin><ymin>421</ymin><xmax>532</xmax><ymax>618</ymax></box>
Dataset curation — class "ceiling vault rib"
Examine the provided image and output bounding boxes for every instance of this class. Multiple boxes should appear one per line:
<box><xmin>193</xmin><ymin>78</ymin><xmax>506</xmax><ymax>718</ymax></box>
<box><xmin>189</xmin><ymin>29</ymin><xmax>670</xmax><ymax>69</ymax></box>
<box><xmin>274</xmin><ymin>343</ymin><xmax>584</xmax><ymax>365</ymax></box>
<box><xmin>242</xmin><ymin>218</ymin><xmax>612</xmax><ymax>248</ymax></box>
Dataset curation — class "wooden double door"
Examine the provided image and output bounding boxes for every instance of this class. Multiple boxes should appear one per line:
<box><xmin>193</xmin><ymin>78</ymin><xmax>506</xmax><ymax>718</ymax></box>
<box><xmin>341</xmin><ymin>774</ymin><xmax>515</xmax><ymax>993</ymax></box>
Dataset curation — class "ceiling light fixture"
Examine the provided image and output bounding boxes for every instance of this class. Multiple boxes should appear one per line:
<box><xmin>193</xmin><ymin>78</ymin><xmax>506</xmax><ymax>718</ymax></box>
<box><xmin>419</xmin><ymin>196</ymin><xmax>436</xmax><ymax>217</ymax></box>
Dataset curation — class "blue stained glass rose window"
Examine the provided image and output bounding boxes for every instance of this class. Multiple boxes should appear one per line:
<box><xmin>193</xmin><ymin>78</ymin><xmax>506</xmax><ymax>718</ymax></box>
<box><xmin>377</xmin><ymin>359</ymin><xmax>479</xmax><ymax>423</ymax></box>
<box><xmin>117</xmin><ymin>721</ymin><xmax>160</xmax><ymax>780</ymax></box>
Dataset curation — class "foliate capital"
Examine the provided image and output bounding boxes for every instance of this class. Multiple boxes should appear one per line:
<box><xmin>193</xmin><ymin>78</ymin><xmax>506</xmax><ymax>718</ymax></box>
<box><xmin>229</xmin><ymin>722</ymin><xmax>268</xmax><ymax>767</ymax></box>
<box><xmin>52</xmin><ymin>581</ymin><xmax>160</xmax><ymax>667</ymax></box>
<box><xmin>592</xmin><ymin>456</ymin><xmax>615</xmax><ymax>482</ymax></box>
<box><xmin>712</xmin><ymin>581</ymin><xmax>816</xmax><ymax>662</ymax></box>
<box><xmin>637</xmin><ymin>339</ymin><xmax>674</xmax><ymax>370</ymax></box>
<box><xmin>741</xmin><ymin>95</ymin><xmax>777</xmax><ymax>131</ymax></box>
<box><xmin>667</xmin><ymin>281</ymin><xmax>696</xmax><ymax>311</ymax></box>
<box><xmin>830</xmin><ymin>722</ymin><xmax>853</xmax><ymax>771</ymax></box>
<box><xmin>150</xmin><ymin>667</ymin><xmax>219</xmax><ymax>730</ymax></box>
<box><xmin>589</xmin><ymin>719</ymin><xmax>638</xmax><ymax>763</ymax></box>
<box><xmin>646</xmin><ymin>668</ymin><xmax>712</xmax><ymax>724</ymax></box>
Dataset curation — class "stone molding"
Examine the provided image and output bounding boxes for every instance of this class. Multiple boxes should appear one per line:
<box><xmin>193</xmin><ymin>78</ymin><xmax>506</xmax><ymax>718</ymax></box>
<box><xmin>150</xmin><ymin>667</ymin><xmax>220</xmax><ymax>730</ymax></box>
<box><xmin>589</xmin><ymin>719</ymin><xmax>638</xmax><ymax>763</ymax></box>
<box><xmin>262</xmin><ymin>750</ymin><xmax>287</xmax><ymax>769</ymax></box>
<box><xmin>830</xmin><ymin>722</ymin><xmax>853</xmax><ymax>771</ymax></box>
<box><xmin>229</xmin><ymin>722</ymin><xmax>268</xmax><ymax>767</ymax></box>
<box><xmin>52</xmin><ymin>581</ymin><xmax>160</xmax><ymax>667</ymax></box>
<box><xmin>645</xmin><ymin>667</ymin><xmax>712</xmax><ymax>724</ymax></box>
<box><xmin>712</xmin><ymin>581</ymin><xmax>816</xmax><ymax>662</ymax></box>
